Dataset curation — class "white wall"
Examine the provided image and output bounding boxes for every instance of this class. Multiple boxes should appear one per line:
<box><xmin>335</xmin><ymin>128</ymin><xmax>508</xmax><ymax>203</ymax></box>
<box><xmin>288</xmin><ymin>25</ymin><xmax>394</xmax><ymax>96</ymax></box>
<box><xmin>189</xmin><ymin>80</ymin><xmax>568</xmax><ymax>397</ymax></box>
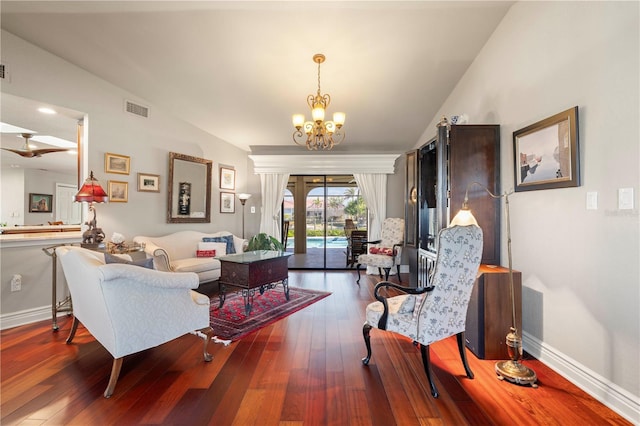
<box><xmin>0</xmin><ymin>168</ymin><xmax>24</xmax><ymax>226</ymax></box>
<box><xmin>1</xmin><ymin>30</ymin><xmax>255</xmax><ymax>239</ymax></box>
<box><xmin>0</xmin><ymin>29</ymin><xmax>258</xmax><ymax>321</ymax></box>
<box><xmin>417</xmin><ymin>1</ymin><xmax>639</xmax><ymax>420</ymax></box>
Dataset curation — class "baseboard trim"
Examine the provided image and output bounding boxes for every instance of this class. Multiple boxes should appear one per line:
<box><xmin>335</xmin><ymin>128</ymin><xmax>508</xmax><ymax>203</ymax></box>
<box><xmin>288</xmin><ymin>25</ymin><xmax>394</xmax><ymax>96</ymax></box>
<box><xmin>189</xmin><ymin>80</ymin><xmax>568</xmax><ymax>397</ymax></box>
<box><xmin>523</xmin><ymin>331</ymin><xmax>639</xmax><ymax>423</ymax></box>
<box><xmin>1</xmin><ymin>305</ymin><xmax>56</xmax><ymax>330</ymax></box>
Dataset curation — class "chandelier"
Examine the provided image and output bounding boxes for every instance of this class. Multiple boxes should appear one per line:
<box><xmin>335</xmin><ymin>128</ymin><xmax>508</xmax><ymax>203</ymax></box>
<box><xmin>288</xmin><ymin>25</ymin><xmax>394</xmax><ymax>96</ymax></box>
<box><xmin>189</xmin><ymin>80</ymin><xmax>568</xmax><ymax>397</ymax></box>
<box><xmin>292</xmin><ymin>54</ymin><xmax>346</xmax><ymax>150</ymax></box>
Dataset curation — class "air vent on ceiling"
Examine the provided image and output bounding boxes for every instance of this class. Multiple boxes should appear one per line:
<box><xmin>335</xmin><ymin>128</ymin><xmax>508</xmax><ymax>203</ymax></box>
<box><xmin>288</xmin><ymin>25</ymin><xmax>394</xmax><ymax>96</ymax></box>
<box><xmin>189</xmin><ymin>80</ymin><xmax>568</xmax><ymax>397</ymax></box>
<box><xmin>124</xmin><ymin>100</ymin><xmax>149</xmax><ymax>118</ymax></box>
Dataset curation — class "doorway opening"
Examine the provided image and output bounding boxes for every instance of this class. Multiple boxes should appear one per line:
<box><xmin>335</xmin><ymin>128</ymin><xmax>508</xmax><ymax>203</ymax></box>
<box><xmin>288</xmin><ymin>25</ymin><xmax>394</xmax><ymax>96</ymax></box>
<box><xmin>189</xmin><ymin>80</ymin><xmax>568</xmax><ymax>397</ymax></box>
<box><xmin>284</xmin><ymin>175</ymin><xmax>367</xmax><ymax>269</ymax></box>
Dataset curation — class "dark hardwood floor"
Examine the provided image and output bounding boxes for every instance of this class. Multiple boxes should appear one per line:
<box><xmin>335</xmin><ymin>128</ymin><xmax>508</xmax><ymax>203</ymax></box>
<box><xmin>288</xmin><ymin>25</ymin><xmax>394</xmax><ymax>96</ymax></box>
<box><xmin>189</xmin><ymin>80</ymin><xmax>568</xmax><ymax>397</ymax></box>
<box><xmin>1</xmin><ymin>271</ymin><xmax>631</xmax><ymax>425</ymax></box>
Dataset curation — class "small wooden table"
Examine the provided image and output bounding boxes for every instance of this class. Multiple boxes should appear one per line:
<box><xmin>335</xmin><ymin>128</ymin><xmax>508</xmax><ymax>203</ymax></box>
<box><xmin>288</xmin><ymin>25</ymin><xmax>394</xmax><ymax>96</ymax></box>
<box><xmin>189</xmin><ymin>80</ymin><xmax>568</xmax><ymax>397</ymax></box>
<box><xmin>218</xmin><ymin>250</ymin><xmax>293</xmax><ymax>315</ymax></box>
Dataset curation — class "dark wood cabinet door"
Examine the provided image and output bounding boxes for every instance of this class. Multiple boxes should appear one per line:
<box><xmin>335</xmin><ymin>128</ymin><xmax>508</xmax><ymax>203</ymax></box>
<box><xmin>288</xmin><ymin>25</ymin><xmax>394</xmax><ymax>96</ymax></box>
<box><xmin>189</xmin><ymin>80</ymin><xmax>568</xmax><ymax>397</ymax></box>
<box><xmin>448</xmin><ymin>125</ymin><xmax>501</xmax><ymax>265</ymax></box>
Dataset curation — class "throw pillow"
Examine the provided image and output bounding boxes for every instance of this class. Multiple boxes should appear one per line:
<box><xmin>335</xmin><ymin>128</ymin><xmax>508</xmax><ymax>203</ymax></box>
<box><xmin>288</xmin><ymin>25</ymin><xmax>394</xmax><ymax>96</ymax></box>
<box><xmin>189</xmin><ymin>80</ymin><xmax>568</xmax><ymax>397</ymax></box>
<box><xmin>104</xmin><ymin>253</ymin><xmax>154</xmax><ymax>269</ymax></box>
<box><xmin>369</xmin><ymin>247</ymin><xmax>379</xmax><ymax>254</ymax></box>
<box><xmin>198</xmin><ymin>242</ymin><xmax>227</xmax><ymax>256</ymax></box>
<box><xmin>202</xmin><ymin>235</ymin><xmax>236</xmax><ymax>254</ymax></box>
<box><xmin>196</xmin><ymin>250</ymin><xmax>217</xmax><ymax>258</ymax></box>
<box><xmin>380</xmin><ymin>247</ymin><xmax>394</xmax><ymax>256</ymax></box>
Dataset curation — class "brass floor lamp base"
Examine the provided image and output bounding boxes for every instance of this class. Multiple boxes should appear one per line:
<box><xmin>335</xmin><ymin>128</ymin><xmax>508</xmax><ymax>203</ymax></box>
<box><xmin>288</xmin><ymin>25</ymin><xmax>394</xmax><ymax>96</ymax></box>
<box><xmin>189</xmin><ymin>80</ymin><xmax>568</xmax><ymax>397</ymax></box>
<box><xmin>495</xmin><ymin>360</ymin><xmax>538</xmax><ymax>388</ymax></box>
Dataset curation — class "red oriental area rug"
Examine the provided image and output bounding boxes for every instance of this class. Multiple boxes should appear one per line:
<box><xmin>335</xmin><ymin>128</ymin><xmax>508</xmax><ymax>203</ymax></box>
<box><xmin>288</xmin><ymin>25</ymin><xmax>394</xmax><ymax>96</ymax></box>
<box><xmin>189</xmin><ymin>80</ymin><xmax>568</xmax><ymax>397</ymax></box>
<box><xmin>210</xmin><ymin>287</ymin><xmax>331</xmax><ymax>341</ymax></box>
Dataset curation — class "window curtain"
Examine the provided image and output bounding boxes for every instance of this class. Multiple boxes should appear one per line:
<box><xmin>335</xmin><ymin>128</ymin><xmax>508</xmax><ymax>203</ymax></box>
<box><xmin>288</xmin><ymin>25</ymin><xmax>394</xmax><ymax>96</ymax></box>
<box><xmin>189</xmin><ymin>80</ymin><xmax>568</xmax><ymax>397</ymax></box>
<box><xmin>353</xmin><ymin>173</ymin><xmax>388</xmax><ymax>275</ymax></box>
<box><xmin>259</xmin><ymin>173</ymin><xmax>290</xmax><ymax>240</ymax></box>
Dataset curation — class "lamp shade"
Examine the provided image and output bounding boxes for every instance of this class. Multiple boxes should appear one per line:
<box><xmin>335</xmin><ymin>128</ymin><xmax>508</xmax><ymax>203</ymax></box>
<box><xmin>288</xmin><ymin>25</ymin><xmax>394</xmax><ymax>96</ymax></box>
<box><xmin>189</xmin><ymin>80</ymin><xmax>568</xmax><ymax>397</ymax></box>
<box><xmin>237</xmin><ymin>193</ymin><xmax>251</xmax><ymax>201</ymax></box>
<box><xmin>449</xmin><ymin>207</ymin><xmax>478</xmax><ymax>227</ymax></box>
<box><xmin>74</xmin><ymin>171</ymin><xmax>108</xmax><ymax>203</ymax></box>
<box><xmin>292</xmin><ymin>114</ymin><xmax>305</xmax><ymax>128</ymax></box>
<box><xmin>312</xmin><ymin>105</ymin><xmax>325</xmax><ymax>122</ymax></box>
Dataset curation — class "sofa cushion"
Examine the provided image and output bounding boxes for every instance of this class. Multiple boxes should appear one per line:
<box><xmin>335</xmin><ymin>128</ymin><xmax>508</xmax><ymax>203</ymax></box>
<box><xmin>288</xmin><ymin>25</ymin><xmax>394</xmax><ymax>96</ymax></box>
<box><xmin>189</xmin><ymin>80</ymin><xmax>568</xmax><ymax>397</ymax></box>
<box><xmin>202</xmin><ymin>235</ymin><xmax>235</xmax><ymax>254</ymax></box>
<box><xmin>172</xmin><ymin>257</ymin><xmax>221</xmax><ymax>274</ymax></box>
<box><xmin>196</xmin><ymin>250</ymin><xmax>216</xmax><ymax>258</ymax></box>
<box><xmin>198</xmin><ymin>242</ymin><xmax>227</xmax><ymax>257</ymax></box>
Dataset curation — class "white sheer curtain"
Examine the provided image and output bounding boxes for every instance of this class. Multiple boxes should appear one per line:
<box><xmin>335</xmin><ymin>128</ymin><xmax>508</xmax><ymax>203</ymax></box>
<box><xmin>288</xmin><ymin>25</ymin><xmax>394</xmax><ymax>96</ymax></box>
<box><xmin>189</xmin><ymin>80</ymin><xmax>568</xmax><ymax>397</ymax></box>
<box><xmin>259</xmin><ymin>173</ymin><xmax>290</xmax><ymax>240</ymax></box>
<box><xmin>353</xmin><ymin>173</ymin><xmax>387</xmax><ymax>274</ymax></box>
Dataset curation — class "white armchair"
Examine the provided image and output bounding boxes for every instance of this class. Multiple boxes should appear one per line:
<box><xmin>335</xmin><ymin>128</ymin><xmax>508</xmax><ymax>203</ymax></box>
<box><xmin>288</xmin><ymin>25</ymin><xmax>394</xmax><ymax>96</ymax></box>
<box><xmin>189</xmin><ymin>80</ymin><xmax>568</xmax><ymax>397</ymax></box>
<box><xmin>56</xmin><ymin>246</ymin><xmax>213</xmax><ymax>398</ymax></box>
<box><xmin>356</xmin><ymin>217</ymin><xmax>404</xmax><ymax>284</ymax></box>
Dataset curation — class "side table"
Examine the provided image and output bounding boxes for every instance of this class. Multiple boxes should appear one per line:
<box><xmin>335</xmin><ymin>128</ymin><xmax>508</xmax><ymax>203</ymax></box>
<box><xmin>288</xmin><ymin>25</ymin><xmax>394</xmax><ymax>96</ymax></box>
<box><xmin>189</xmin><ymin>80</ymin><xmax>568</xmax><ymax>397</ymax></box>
<box><xmin>42</xmin><ymin>242</ymin><xmax>145</xmax><ymax>331</ymax></box>
<box><xmin>465</xmin><ymin>264</ymin><xmax>523</xmax><ymax>359</ymax></box>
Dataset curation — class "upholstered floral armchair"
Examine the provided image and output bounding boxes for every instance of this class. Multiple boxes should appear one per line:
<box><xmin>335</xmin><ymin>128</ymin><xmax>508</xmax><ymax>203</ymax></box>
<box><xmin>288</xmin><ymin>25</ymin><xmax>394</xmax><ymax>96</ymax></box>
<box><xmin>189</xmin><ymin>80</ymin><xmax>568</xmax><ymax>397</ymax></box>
<box><xmin>56</xmin><ymin>246</ymin><xmax>213</xmax><ymax>398</ymax></box>
<box><xmin>355</xmin><ymin>217</ymin><xmax>404</xmax><ymax>284</ymax></box>
<box><xmin>362</xmin><ymin>224</ymin><xmax>483</xmax><ymax>398</ymax></box>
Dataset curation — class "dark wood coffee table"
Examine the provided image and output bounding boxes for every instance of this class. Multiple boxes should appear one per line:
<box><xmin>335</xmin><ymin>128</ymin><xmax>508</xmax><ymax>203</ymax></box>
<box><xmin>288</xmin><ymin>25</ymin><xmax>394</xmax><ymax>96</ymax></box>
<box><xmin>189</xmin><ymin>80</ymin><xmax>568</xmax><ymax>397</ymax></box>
<box><xmin>218</xmin><ymin>250</ymin><xmax>292</xmax><ymax>315</ymax></box>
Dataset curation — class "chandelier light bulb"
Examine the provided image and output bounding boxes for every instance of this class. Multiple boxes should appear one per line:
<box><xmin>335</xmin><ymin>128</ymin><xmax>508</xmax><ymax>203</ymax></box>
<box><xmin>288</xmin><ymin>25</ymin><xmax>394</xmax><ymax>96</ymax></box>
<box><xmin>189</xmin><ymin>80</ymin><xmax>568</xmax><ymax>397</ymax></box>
<box><xmin>333</xmin><ymin>112</ymin><xmax>346</xmax><ymax>127</ymax></box>
<box><xmin>312</xmin><ymin>105</ymin><xmax>325</xmax><ymax>122</ymax></box>
<box><xmin>292</xmin><ymin>114</ymin><xmax>305</xmax><ymax>129</ymax></box>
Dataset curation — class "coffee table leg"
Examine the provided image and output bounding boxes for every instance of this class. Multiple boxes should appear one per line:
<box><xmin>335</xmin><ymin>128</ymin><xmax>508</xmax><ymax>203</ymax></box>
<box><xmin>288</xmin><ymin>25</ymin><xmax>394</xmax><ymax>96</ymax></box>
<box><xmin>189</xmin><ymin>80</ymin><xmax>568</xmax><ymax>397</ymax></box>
<box><xmin>218</xmin><ymin>283</ymin><xmax>227</xmax><ymax>308</ymax></box>
<box><xmin>242</xmin><ymin>288</ymin><xmax>256</xmax><ymax>315</ymax></box>
<box><xmin>283</xmin><ymin>277</ymin><xmax>290</xmax><ymax>300</ymax></box>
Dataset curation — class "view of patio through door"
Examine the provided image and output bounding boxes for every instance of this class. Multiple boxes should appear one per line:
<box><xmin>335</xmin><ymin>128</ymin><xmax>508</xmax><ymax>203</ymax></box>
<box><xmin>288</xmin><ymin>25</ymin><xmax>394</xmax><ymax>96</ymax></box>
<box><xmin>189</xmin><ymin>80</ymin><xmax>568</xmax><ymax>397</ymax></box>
<box><xmin>283</xmin><ymin>175</ymin><xmax>367</xmax><ymax>269</ymax></box>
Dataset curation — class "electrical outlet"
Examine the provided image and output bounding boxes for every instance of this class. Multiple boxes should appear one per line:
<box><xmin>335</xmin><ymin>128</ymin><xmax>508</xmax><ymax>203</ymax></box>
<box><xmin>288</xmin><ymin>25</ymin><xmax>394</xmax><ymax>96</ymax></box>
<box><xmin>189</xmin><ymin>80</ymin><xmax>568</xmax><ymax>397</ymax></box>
<box><xmin>250</xmin><ymin>206</ymin><xmax>255</xmax><ymax>214</ymax></box>
<box><xmin>11</xmin><ymin>274</ymin><xmax>22</xmax><ymax>292</ymax></box>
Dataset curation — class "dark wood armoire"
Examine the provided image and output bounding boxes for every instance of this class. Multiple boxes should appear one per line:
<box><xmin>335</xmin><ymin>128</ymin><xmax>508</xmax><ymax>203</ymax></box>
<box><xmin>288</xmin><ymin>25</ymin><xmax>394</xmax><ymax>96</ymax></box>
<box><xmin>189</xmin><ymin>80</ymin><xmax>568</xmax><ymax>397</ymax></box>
<box><xmin>405</xmin><ymin>121</ymin><xmax>501</xmax><ymax>288</ymax></box>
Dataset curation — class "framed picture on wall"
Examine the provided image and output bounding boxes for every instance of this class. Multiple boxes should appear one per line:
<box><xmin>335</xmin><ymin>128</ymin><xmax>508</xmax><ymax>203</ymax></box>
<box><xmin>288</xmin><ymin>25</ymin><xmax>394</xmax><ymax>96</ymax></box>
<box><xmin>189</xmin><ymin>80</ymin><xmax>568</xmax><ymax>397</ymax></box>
<box><xmin>513</xmin><ymin>106</ymin><xmax>580</xmax><ymax>192</ymax></box>
<box><xmin>220</xmin><ymin>192</ymin><xmax>235</xmax><ymax>213</ymax></box>
<box><xmin>29</xmin><ymin>193</ymin><xmax>53</xmax><ymax>213</ymax></box>
<box><xmin>105</xmin><ymin>152</ymin><xmax>130</xmax><ymax>175</ymax></box>
<box><xmin>108</xmin><ymin>180</ymin><xmax>128</xmax><ymax>202</ymax></box>
<box><xmin>219</xmin><ymin>166</ymin><xmax>236</xmax><ymax>190</ymax></box>
<box><xmin>137</xmin><ymin>173</ymin><xmax>160</xmax><ymax>192</ymax></box>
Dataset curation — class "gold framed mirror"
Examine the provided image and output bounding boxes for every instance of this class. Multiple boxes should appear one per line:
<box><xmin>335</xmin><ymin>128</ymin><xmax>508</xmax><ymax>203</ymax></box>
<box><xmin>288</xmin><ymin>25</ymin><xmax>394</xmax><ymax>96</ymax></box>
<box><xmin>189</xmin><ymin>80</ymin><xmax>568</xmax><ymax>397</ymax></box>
<box><xmin>167</xmin><ymin>152</ymin><xmax>212</xmax><ymax>223</ymax></box>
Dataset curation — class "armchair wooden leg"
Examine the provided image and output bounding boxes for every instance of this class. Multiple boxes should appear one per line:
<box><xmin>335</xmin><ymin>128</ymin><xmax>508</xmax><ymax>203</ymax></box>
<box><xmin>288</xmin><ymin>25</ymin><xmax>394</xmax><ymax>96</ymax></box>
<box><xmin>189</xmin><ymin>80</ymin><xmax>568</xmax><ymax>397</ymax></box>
<box><xmin>356</xmin><ymin>264</ymin><xmax>362</xmax><ymax>285</ymax></box>
<box><xmin>382</xmin><ymin>267</ymin><xmax>390</xmax><ymax>281</ymax></box>
<box><xmin>104</xmin><ymin>357</ymin><xmax>123</xmax><ymax>398</ymax></box>
<box><xmin>456</xmin><ymin>332</ymin><xmax>474</xmax><ymax>379</ymax></box>
<box><xmin>362</xmin><ymin>323</ymin><xmax>372</xmax><ymax>365</ymax></box>
<box><xmin>420</xmin><ymin>344</ymin><xmax>439</xmax><ymax>398</ymax></box>
<box><xmin>396</xmin><ymin>265</ymin><xmax>402</xmax><ymax>282</ymax></box>
<box><xmin>65</xmin><ymin>316</ymin><xmax>79</xmax><ymax>344</ymax></box>
<box><xmin>378</xmin><ymin>267</ymin><xmax>383</xmax><ymax>278</ymax></box>
<box><xmin>198</xmin><ymin>326</ymin><xmax>214</xmax><ymax>362</ymax></box>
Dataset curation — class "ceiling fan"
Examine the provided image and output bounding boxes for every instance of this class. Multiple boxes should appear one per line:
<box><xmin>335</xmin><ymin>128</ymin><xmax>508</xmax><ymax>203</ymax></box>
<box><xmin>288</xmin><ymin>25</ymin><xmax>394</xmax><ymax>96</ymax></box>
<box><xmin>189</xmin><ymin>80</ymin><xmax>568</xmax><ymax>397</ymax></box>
<box><xmin>1</xmin><ymin>133</ymin><xmax>70</xmax><ymax>158</ymax></box>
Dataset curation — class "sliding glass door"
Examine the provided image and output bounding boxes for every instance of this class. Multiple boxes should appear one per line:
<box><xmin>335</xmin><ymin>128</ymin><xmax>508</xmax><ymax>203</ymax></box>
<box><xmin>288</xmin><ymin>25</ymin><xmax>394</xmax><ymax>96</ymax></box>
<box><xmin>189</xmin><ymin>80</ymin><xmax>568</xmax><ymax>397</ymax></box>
<box><xmin>284</xmin><ymin>175</ymin><xmax>366</xmax><ymax>270</ymax></box>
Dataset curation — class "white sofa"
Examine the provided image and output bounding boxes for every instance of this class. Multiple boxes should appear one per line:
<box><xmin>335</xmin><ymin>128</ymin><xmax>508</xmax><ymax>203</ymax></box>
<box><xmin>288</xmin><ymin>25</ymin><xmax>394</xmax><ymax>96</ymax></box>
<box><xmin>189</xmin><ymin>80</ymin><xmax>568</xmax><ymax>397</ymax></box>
<box><xmin>56</xmin><ymin>246</ymin><xmax>212</xmax><ymax>397</ymax></box>
<box><xmin>133</xmin><ymin>231</ymin><xmax>246</xmax><ymax>284</ymax></box>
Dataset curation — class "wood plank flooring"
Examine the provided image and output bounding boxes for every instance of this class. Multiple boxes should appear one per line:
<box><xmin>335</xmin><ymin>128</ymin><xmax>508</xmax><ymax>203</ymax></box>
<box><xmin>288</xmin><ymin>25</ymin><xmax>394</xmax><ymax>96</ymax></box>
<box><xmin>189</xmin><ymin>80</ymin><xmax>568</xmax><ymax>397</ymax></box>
<box><xmin>1</xmin><ymin>271</ymin><xmax>632</xmax><ymax>425</ymax></box>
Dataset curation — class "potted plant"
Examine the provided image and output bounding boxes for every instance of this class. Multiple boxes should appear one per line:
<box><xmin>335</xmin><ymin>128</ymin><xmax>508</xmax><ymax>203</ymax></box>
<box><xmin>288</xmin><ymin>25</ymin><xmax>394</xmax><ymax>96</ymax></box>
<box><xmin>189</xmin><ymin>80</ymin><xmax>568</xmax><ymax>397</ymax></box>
<box><xmin>246</xmin><ymin>233</ymin><xmax>284</xmax><ymax>251</ymax></box>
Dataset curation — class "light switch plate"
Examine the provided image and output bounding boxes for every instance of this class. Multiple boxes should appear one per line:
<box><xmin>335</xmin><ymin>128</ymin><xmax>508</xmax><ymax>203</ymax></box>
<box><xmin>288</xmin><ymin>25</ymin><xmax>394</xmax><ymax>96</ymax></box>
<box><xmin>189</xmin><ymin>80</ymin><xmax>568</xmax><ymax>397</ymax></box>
<box><xmin>250</xmin><ymin>206</ymin><xmax>255</xmax><ymax>213</ymax></box>
<box><xmin>618</xmin><ymin>188</ymin><xmax>634</xmax><ymax>210</ymax></box>
<box><xmin>586</xmin><ymin>192</ymin><xmax>598</xmax><ymax>210</ymax></box>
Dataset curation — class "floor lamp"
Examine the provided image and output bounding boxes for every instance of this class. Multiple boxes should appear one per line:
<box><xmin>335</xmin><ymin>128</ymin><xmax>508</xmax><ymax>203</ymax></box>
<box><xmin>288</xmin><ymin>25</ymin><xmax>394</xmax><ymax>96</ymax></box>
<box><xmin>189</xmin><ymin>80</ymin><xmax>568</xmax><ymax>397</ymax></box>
<box><xmin>237</xmin><ymin>193</ymin><xmax>251</xmax><ymax>238</ymax></box>
<box><xmin>450</xmin><ymin>181</ymin><xmax>537</xmax><ymax>387</ymax></box>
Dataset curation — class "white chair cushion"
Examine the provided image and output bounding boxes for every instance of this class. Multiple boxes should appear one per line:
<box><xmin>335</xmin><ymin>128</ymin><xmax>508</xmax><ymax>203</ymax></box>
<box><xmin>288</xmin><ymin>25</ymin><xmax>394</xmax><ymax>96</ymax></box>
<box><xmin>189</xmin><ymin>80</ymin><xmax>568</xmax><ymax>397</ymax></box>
<box><xmin>172</xmin><ymin>257</ymin><xmax>220</xmax><ymax>274</ymax></box>
<box><xmin>366</xmin><ymin>294</ymin><xmax>418</xmax><ymax>339</ymax></box>
<box><xmin>357</xmin><ymin>253</ymin><xmax>395</xmax><ymax>268</ymax></box>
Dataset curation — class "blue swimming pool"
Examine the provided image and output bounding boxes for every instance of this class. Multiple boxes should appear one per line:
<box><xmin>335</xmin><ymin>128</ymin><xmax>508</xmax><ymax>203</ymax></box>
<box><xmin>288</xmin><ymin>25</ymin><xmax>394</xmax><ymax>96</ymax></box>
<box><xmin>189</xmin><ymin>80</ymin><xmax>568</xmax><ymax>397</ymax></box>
<box><xmin>286</xmin><ymin>236</ymin><xmax>347</xmax><ymax>249</ymax></box>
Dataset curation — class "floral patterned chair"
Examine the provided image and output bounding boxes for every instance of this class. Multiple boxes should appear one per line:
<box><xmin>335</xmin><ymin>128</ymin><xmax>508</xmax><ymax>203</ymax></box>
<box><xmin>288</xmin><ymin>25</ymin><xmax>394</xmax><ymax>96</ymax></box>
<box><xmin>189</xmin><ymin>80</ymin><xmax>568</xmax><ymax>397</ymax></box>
<box><xmin>355</xmin><ymin>217</ymin><xmax>404</xmax><ymax>284</ymax></box>
<box><xmin>362</xmin><ymin>224</ymin><xmax>483</xmax><ymax>398</ymax></box>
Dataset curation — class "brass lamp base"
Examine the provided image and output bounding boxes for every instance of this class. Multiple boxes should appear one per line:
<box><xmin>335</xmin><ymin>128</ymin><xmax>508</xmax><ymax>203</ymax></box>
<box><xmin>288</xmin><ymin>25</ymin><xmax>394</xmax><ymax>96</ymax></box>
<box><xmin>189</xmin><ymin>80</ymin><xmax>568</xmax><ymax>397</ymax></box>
<box><xmin>495</xmin><ymin>360</ymin><xmax>538</xmax><ymax>387</ymax></box>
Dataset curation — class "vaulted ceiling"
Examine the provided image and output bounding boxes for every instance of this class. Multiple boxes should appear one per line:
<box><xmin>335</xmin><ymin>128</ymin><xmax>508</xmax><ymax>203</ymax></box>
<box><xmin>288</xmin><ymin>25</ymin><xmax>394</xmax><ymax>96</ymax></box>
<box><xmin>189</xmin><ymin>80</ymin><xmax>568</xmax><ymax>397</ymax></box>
<box><xmin>1</xmin><ymin>1</ymin><xmax>513</xmax><ymax>156</ymax></box>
